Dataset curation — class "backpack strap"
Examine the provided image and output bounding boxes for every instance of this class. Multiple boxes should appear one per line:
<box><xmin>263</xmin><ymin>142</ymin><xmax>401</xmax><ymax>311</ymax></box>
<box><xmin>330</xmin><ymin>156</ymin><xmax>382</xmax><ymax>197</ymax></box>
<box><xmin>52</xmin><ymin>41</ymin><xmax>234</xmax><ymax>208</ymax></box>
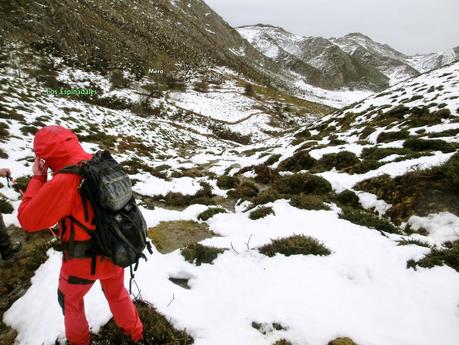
<box><xmin>61</xmin><ymin>215</ymin><xmax>98</xmax><ymax>275</ymax></box>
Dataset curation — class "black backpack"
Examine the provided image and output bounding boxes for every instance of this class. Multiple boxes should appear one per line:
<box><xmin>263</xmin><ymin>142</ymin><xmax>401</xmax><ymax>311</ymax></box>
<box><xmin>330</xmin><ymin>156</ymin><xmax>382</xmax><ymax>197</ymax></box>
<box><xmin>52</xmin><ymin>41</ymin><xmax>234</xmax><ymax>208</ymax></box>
<box><xmin>59</xmin><ymin>150</ymin><xmax>152</xmax><ymax>274</ymax></box>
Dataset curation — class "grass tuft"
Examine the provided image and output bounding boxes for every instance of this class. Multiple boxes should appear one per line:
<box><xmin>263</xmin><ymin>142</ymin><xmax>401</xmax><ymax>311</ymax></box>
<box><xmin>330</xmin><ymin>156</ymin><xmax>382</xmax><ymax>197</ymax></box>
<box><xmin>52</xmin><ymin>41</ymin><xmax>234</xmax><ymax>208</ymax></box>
<box><xmin>328</xmin><ymin>337</ymin><xmax>358</xmax><ymax>345</ymax></box>
<box><xmin>289</xmin><ymin>194</ymin><xmax>329</xmax><ymax>210</ymax></box>
<box><xmin>407</xmin><ymin>241</ymin><xmax>459</xmax><ymax>272</ymax></box>
<box><xmin>92</xmin><ymin>300</ymin><xmax>193</xmax><ymax>344</ymax></box>
<box><xmin>249</xmin><ymin>206</ymin><xmax>275</xmax><ymax>220</ymax></box>
<box><xmin>259</xmin><ymin>235</ymin><xmax>331</xmax><ymax>257</ymax></box>
<box><xmin>181</xmin><ymin>243</ymin><xmax>225</xmax><ymax>266</ymax></box>
<box><xmin>340</xmin><ymin>207</ymin><xmax>401</xmax><ymax>234</ymax></box>
<box><xmin>274</xmin><ymin>173</ymin><xmax>332</xmax><ymax>195</ymax></box>
<box><xmin>197</xmin><ymin>207</ymin><xmax>227</xmax><ymax>221</ymax></box>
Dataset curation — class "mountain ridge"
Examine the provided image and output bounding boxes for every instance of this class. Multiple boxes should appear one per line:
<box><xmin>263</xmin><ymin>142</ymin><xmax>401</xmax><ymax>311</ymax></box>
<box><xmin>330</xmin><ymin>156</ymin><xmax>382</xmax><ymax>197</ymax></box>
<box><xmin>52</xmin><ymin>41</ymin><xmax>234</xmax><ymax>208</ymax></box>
<box><xmin>238</xmin><ymin>24</ymin><xmax>459</xmax><ymax>90</ymax></box>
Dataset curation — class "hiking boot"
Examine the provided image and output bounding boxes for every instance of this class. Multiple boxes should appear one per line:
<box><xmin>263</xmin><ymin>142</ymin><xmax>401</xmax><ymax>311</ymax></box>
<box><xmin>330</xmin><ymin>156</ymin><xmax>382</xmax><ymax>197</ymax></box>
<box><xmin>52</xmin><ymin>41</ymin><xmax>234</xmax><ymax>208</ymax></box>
<box><xmin>2</xmin><ymin>241</ymin><xmax>22</xmax><ymax>261</ymax></box>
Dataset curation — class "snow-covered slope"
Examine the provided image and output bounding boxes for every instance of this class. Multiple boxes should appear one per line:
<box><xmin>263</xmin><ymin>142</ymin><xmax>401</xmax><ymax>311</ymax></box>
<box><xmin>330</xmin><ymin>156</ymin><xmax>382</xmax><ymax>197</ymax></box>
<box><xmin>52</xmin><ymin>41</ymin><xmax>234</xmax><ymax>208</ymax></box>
<box><xmin>407</xmin><ymin>47</ymin><xmax>459</xmax><ymax>73</ymax></box>
<box><xmin>2</xmin><ymin>42</ymin><xmax>459</xmax><ymax>345</ymax></box>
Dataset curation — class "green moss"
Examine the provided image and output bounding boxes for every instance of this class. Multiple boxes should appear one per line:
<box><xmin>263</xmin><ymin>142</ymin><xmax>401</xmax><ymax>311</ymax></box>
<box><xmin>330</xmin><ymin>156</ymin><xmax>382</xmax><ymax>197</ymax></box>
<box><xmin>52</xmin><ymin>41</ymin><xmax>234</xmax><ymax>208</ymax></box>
<box><xmin>277</xmin><ymin>151</ymin><xmax>316</xmax><ymax>172</ymax></box>
<box><xmin>181</xmin><ymin>243</ymin><xmax>225</xmax><ymax>266</ymax></box>
<box><xmin>216</xmin><ymin>175</ymin><xmax>239</xmax><ymax>190</ymax></box>
<box><xmin>197</xmin><ymin>207</ymin><xmax>227</xmax><ymax>221</ymax></box>
<box><xmin>328</xmin><ymin>337</ymin><xmax>358</xmax><ymax>345</ymax></box>
<box><xmin>290</xmin><ymin>194</ymin><xmax>329</xmax><ymax>210</ymax></box>
<box><xmin>340</xmin><ymin>207</ymin><xmax>401</xmax><ymax>234</ymax></box>
<box><xmin>259</xmin><ymin>235</ymin><xmax>331</xmax><ymax>257</ymax></box>
<box><xmin>403</xmin><ymin>138</ymin><xmax>455</xmax><ymax>153</ymax></box>
<box><xmin>335</xmin><ymin>190</ymin><xmax>360</xmax><ymax>208</ymax></box>
<box><xmin>274</xmin><ymin>173</ymin><xmax>332</xmax><ymax>195</ymax></box>
<box><xmin>249</xmin><ymin>206</ymin><xmax>275</xmax><ymax>220</ymax></box>
<box><xmin>93</xmin><ymin>300</ymin><xmax>193</xmax><ymax>345</ymax></box>
<box><xmin>407</xmin><ymin>241</ymin><xmax>459</xmax><ymax>272</ymax></box>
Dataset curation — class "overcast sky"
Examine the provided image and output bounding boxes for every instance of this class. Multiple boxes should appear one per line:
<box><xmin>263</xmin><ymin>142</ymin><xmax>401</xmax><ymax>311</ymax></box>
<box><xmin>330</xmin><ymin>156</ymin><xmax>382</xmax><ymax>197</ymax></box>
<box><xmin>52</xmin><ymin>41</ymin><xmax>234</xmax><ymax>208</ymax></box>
<box><xmin>205</xmin><ymin>0</ymin><xmax>459</xmax><ymax>55</ymax></box>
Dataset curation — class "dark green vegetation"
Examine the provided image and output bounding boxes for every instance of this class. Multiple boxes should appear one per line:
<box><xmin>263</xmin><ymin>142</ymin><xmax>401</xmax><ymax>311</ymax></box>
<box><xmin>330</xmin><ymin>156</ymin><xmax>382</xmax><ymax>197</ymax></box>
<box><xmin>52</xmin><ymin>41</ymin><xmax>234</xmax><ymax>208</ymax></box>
<box><xmin>216</xmin><ymin>175</ymin><xmax>239</xmax><ymax>190</ymax></box>
<box><xmin>0</xmin><ymin>122</ymin><xmax>9</xmax><ymax>140</ymax></box>
<box><xmin>289</xmin><ymin>194</ymin><xmax>329</xmax><ymax>210</ymax></box>
<box><xmin>328</xmin><ymin>338</ymin><xmax>358</xmax><ymax>345</ymax></box>
<box><xmin>275</xmin><ymin>148</ymin><xmax>390</xmax><ymax>176</ymax></box>
<box><xmin>335</xmin><ymin>189</ymin><xmax>361</xmax><ymax>208</ymax></box>
<box><xmin>356</xmin><ymin>152</ymin><xmax>459</xmax><ymax>223</ymax></box>
<box><xmin>228</xmin><ymin>181</ymin><xmax>259</xmax><ymax>199</ymax></box>
<box><xmin>249</xmin><ymin>206</ymin><xmax>275</xmax><ymax>220</ymax></box>
<box><xmin>0</xmin><ymin>229</ymin><xmax>54</xmax><ymax>345</ymax></box>
<box><xmin>397</xmin><ymin>239</ymin><xmax>431</xmax><ymax>248</ymax></box>
<box><xmin>93</xmin><ymin>300</ymin><xmax>193</xmax><ymax>344</ymax></box>
<box><xmin>273</xmin><ymin>173</ymin><xmax>332</xmax><ymax>195</ymax></box>
<box><xmin>259</xmin><ymin>235</ymin><xmax>331</xmax><ymax>257</ymax></box>
<box><xmin>407</xmin><ymin>241</ymin><xmax>459</xmax><ymax>272</ymax></box>
<box><xmin>273</xmin><ymin>340</ymin><xmax>292</xmax><ymax>345</ymax></box>
<box><xmin>0</xmin><ymin>0</ymin><xmax>277</xmax><ymax>87</ymax></box>
<box><xmin>251</xmin><ymin>188</ymin><xmax>283</xmax><ymax>207</ymax></box>
<box><xmin>11</xmin><ymin>175</ymin><xmax>30</xmax><ymax>193</ymax></box>
<box><xmin>197</xmin><ymin>207</ymin><xmax>227</xmax><ymax>221</ymax></box>
<box><xmin>340</xmin><ymin>206</ymin><xmax>400</xmax><ymax>234</ymax></box>
<box><xmin>181</xmin><ymin>243</ymin><xmax>225</xmax><ymax>266</ymax></box>
<box><xmin>253</xmin><ymin>165</ymin><xmax>279</xmax><ymax>184</ymax></box>
<box><xmin>376</xmin><ymin>130</ymin><xmax>410</xmax><ymax>143</ymax></box>
<box><xmin>152</xmin><ymin>182</ymin><xmax>215</xmax><ymax>208</ymax></box>
<box><xmin>403</xmin><ymin>138</ymin><xmax>455</xmax><ymax>153</ymax></box>
<box><xmin>252</xmin><ymin>321</ymin><xmax>288</xmax><ymax>336</ymax></box>
<box><xmin>0</xmin><ymin>194</ymin><xmax>13</xmax><ymax>214</ymax></box>
<box><xmin>211</xmin><ymin>125</ymin><xmax>252</xmax><ymax>145</ymax></box>
<box><xmin>277</xmin><ymin>151</ymin><xmax>315</xmax><ymax>172</ymax></box>
<box><xmin>312</xmin><ymin>151</ymin><xmax>360</xmax><ymax>172</ymax></box>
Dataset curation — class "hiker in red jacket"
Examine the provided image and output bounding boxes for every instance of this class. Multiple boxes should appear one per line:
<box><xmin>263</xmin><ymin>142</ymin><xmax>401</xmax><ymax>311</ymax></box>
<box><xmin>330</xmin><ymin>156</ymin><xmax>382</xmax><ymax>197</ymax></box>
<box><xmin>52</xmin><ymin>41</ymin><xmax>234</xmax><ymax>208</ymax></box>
<box><xmin>18</xmin><ymin>126</ymin><xmax>144</xmax><ymax>345</ymax></box>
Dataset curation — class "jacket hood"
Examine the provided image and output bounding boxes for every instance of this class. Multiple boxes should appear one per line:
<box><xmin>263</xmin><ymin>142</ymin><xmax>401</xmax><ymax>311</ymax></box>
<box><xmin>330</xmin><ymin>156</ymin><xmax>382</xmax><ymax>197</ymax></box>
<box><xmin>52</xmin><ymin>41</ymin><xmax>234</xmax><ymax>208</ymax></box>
<box><xmin>33</xmin><ymin>126</ymin><xmax>92</xmax><ymax>172</ymax></box>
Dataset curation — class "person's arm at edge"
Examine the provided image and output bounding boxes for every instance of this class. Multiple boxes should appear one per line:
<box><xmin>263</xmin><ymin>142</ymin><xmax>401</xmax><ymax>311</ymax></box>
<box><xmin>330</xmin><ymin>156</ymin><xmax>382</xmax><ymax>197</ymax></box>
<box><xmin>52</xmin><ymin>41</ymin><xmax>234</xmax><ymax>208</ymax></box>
<box><xmin>18</xmin><ymin>158</ymin><xmax>74</xmax><ymax>231</ymax></box>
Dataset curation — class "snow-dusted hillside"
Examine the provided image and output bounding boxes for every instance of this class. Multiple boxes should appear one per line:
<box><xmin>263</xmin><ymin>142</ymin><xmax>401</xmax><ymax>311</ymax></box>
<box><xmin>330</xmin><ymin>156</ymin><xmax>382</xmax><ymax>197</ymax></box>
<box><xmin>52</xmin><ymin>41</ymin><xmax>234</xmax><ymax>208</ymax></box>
<box><xmin>1</xmin><ymin>39</ymin><xmax>459</xmax><ymax>345</ymax></box>
<box><xmin>239</xmin><ymin>25</ymin><xmax>459</xmax><ymax>89</ymax></box>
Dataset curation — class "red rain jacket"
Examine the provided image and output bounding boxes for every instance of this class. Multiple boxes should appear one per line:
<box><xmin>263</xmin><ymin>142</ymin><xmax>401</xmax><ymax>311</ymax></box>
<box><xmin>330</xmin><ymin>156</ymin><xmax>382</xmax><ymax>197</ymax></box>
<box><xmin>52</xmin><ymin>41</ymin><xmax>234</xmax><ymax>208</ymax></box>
<box><xmin>18</xmin><ymin>126</ymin><xmax>119</xmax><ymax>279</ymax></box>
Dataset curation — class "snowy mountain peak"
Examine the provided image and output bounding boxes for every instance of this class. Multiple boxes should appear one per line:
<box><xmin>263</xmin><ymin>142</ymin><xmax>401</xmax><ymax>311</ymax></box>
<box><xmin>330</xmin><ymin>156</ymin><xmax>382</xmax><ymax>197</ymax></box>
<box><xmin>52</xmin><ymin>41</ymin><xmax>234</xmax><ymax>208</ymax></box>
<box><xmin>239</xmin><ymin>25</ymin><xmax>459</xmax><ymax>90</ymax></box>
